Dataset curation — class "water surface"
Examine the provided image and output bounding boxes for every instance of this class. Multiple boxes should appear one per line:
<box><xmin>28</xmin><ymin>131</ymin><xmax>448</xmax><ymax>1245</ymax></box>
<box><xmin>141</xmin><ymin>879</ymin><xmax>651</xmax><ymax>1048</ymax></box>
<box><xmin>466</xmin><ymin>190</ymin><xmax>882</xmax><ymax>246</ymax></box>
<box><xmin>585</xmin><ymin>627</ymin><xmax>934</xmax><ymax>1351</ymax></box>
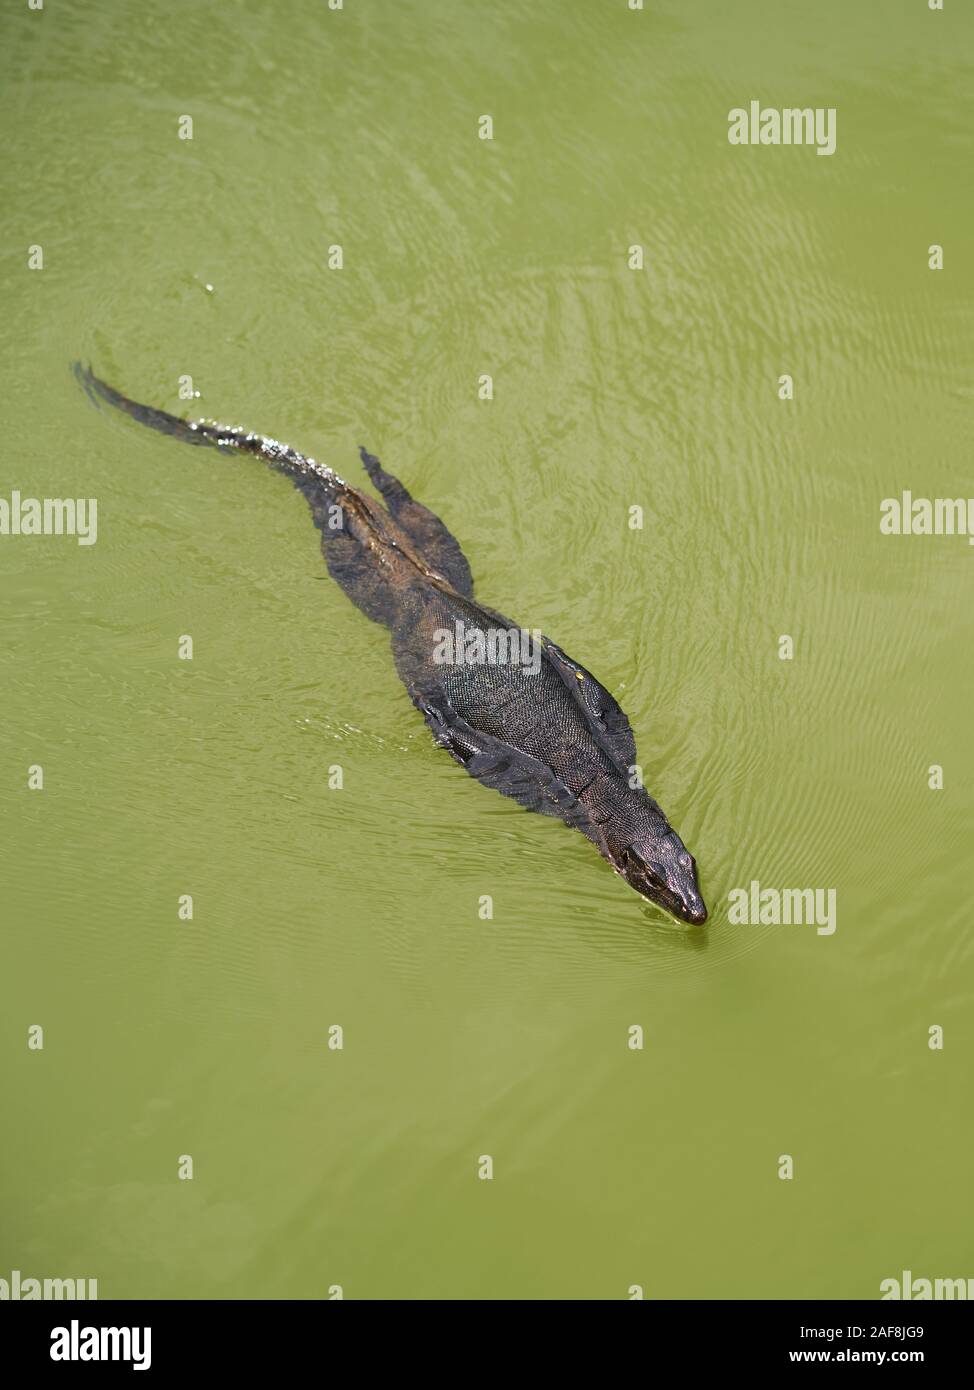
<box><xmin>1</xmin><ymin>0</ymin><xmax>972</xmax><ymax>1298</ymax></box>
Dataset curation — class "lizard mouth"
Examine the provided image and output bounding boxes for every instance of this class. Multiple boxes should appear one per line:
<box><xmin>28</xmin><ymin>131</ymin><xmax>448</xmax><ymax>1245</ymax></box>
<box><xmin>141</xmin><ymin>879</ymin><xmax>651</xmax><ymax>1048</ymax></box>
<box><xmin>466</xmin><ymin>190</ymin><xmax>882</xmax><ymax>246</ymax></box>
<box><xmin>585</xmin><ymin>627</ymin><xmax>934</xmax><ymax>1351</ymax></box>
<box><xmin>620</xmin><ymin>849</ymin><xmax>708</xmax><ymax>925</ymax></box>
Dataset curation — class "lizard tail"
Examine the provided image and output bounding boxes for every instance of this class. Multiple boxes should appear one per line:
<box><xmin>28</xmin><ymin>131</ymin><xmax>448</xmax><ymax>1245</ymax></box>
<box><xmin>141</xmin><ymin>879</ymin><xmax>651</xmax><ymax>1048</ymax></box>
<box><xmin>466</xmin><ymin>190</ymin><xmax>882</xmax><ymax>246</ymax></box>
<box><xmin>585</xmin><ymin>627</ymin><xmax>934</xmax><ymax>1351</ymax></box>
<box><xmin>72</xmin><ymin>361</ymin><xmax>348</xmax><ymax>498</ymax></box>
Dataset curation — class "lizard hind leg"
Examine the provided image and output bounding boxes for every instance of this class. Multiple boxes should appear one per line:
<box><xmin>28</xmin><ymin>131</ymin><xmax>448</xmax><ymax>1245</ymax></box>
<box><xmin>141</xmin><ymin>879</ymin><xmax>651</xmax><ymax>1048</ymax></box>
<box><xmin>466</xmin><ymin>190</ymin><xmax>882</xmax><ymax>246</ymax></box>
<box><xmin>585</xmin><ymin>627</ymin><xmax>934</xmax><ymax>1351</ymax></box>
<box><xmin>359</xmin><ymin>446</ymin><xmax>475</xmax><ymax>598</ymax></box>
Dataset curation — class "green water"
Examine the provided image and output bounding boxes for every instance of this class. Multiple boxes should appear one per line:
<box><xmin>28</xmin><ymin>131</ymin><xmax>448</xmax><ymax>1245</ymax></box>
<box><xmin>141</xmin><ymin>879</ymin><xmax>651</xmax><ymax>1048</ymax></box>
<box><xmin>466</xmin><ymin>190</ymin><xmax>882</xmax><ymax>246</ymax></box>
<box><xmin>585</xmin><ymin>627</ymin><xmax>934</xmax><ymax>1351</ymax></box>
<box><xmin>2</xmin><ymin>0</ymin><xmax>972</xmax><ymax>1301</ymax></box>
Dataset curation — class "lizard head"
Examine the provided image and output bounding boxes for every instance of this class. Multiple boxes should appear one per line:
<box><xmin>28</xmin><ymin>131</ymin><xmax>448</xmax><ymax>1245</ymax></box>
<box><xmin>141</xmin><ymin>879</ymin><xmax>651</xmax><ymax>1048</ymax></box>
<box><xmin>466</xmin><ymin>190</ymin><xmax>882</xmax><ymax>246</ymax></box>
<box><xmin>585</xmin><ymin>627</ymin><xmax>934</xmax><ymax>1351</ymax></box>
<box><xmin>613</xmin><ymin>827</ymin><xmax>708</xmax><ymax>925</ymax></box>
